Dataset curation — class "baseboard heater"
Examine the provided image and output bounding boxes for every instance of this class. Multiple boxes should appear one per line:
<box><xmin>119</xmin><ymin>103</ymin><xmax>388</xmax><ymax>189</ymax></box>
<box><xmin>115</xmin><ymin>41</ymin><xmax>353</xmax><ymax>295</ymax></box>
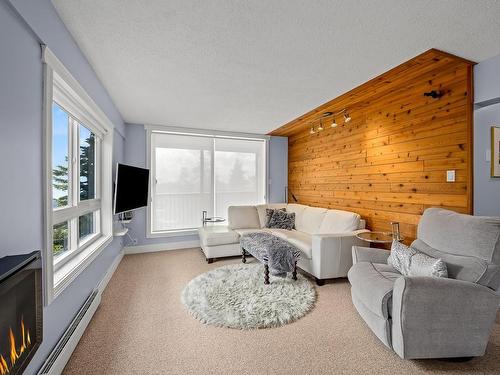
<box><xmin>38</xmin><ymin>289</ymin><xmax>101</xmax><ymax>375</ymax></box>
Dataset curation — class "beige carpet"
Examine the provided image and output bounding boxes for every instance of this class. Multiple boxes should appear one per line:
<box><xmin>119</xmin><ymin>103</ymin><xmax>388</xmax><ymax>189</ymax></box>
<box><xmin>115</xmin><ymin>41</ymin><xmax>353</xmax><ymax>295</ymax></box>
<box><xmin>62</xmin><ymin>249</ymin><xmax>500</xmax><ymax>375</ymax></box>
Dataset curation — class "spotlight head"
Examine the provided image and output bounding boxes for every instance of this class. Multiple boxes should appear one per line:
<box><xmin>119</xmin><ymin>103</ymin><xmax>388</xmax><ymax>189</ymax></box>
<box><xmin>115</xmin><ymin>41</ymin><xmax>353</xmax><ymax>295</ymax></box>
<box><xmin>310</xmin><ymin>126</ymin><xmax>315</xmax><ymax>134</ymax></box>
<box><xmin>331</xmin><ymin>118</ymin><xmax>337</xmax><ymax>128</ymax></box>
<box><xmin>344</xmin><ymin>112</ymin><xmax>351</xmax><ymax>123</ymax></box>
<box><xmin>318</xmin><ymin>119</ymin><xmax>324</xmax><ymax>131</ymax></box>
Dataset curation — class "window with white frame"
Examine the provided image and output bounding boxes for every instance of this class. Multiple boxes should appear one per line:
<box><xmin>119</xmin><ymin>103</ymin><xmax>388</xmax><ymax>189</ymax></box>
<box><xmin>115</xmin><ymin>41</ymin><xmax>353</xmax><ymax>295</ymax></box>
<box><xmin>43</xmin><ymin>46</ymin><xmax>114</xmax><ymax>303</ymax></box>
<box><xmin>51</xmin><ymin>102</ymin><xmax>101</xmax><ymax>265</ymax></box>
<box><xmin>148</xmin><ymin>131</ymin><xmax>267</xmax><ymax>235</ymax></box>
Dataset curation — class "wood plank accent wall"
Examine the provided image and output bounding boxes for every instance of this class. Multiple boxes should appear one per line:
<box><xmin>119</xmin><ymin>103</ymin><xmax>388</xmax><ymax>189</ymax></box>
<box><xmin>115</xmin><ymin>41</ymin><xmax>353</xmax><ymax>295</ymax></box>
<box><xmin>270</xmin><ymin>49</ymin><xmax>474</xmax><ymax>242</ymax></box>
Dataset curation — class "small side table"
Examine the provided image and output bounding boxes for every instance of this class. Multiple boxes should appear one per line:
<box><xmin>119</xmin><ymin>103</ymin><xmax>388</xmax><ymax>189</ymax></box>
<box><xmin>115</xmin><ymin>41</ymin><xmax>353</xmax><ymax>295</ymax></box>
<box><xmin>202</xmin><ymin>210</ymin><xmax>226</xmax><ymax>227</ymax></box>
<box><xmin>356</xmin><ymin>231</ymin><xmax>404</xmax><ymax>245</ymax></box>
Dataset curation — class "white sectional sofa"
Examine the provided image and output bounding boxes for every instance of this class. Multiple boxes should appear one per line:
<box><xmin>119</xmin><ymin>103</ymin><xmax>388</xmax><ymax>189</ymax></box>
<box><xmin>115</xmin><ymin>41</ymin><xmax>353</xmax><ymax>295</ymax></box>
<box><xmin>198</xmin><ymin>203</ymin><xmax>368</xmax><ymax>285</ymax></box>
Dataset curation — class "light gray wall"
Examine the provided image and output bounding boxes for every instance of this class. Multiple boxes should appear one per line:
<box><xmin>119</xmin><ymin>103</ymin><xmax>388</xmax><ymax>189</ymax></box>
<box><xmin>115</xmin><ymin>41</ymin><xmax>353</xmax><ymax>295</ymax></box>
<box><xmin>474</xmin><ymin>54</ymin><xmax>500</xmax><ymax>216</ymax></box>
<box><xmin>0</xmin><ymin>1</ymin><xmax>125</xmax><ymax>374</ymax></box>
<box><xmin>268</xmin><ymin>136</ymin><xmax>288</xmax><ymax>203</ymax></box>
<box><xmin>123</xmin><ymin>124</ymin><xmax>289</xmax><ymax>246</ymax></box>
<box><xmin>475</xmin><ymin>53</ymin><xmax>500</xmax><ymax>107</ymax></box>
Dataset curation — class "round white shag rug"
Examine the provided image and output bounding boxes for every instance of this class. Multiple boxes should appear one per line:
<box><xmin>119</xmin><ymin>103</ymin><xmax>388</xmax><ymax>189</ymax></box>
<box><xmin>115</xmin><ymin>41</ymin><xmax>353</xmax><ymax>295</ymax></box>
<box><xmin>181</xmin><ymin>263</ymin><xmax>316</xmax><ymax>329</ymax></box>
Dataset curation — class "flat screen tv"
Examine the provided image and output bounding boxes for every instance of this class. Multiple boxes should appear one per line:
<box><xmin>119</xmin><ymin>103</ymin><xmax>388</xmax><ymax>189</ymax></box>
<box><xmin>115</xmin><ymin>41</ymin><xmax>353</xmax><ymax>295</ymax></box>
<box><xmin>113</xmin><ymin>163</ymin><xmax>150</xmax><ymax>215</ymax></box>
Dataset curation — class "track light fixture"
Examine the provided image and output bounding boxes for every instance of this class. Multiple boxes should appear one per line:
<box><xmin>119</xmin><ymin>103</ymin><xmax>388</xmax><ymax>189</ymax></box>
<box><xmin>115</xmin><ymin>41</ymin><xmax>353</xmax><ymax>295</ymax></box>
<box><xmin>344</xmin><ymin>112</ymin><xmax>351</xmax><ymax>123</ymax></box>
<box><xmin>318</xmin><ymin>118</ymin><xmax>324</xmax><ymax>131</ymax></box>
<box><xmin>309</xmin><ymin>109</ymin><xmax>352</xmax><ymax>135</ymax></box>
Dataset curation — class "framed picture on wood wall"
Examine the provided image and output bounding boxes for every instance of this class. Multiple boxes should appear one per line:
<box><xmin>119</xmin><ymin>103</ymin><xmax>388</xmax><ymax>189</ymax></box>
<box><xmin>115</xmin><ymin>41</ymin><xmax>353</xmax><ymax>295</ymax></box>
<box><xmin>492</xmin><ymin>126</ymin><xmax>500</xmax><ymax>178</ymax></box>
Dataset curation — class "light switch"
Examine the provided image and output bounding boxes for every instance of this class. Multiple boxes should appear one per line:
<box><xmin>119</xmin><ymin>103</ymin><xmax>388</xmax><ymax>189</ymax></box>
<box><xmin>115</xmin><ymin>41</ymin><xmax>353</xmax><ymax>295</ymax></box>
<box><xmin>446</xmin><ymin>170</ymin><xmax>456</xmax><ymax>182</ymax></box>
<box><xmin>486</xmin><ymin>150</ymin><xmax>491</xmax><ymax>163</ymax></box>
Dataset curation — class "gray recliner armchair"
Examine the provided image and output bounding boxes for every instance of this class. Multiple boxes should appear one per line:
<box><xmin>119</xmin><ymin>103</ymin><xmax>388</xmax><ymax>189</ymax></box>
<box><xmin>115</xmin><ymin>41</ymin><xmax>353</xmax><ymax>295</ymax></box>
<box><xmin>348</xmin><ymin>208</ymin><xmax>500</xmax><ymax>359</ymax></box>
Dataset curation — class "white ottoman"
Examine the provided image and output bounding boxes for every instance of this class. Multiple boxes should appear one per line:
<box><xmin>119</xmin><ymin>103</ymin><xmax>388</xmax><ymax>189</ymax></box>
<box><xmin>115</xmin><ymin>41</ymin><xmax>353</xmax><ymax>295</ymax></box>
<box><xmin>198</xmin><ymin>226</ymin><xmax>241</xmax><ymax>263</ymax></box>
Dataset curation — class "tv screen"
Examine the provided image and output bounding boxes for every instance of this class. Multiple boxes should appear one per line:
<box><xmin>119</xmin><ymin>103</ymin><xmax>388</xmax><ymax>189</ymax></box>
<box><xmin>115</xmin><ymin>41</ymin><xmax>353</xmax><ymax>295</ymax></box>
<box><xmin>113</xmin><ymin>163</ymin><xmax>150</xmax><ymax>214</ymax></box>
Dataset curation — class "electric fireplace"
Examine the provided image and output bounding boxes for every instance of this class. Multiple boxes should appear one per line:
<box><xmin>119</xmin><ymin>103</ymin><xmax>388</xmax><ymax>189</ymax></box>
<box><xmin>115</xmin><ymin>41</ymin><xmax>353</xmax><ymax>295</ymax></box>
<box><xmin>0</xmin><ymin>251</ymin><xmax>42</xmax><ymax>375</ymax></box>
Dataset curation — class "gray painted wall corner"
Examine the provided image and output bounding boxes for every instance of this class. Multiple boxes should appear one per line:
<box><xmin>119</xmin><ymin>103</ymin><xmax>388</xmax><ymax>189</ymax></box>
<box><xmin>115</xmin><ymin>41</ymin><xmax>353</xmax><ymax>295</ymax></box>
<box><xmin>474</xmin><ymin>54</ymin><xmax>500</xmax><ymax>216</ymax></box>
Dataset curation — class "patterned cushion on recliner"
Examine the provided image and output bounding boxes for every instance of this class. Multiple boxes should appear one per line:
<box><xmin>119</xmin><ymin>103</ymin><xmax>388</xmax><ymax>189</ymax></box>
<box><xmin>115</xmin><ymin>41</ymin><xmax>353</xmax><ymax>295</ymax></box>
<box><xmin>388</xmin><ymin>240</ymin><xmax>448</xmax><ymax>278</ymax></box>
<box><xmin>388</xmin><ymin>241</ymin><xmax>416</xmax><ymax>275</ymax></box>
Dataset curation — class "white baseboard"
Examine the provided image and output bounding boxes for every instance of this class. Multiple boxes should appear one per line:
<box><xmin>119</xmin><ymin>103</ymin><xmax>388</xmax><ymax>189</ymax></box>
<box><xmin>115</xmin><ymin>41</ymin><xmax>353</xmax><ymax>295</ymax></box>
<box><xmin>97</xmin><ymin>249</ymin><xmax>124</xmax><ymax>293</ymax></box>
<box><xmin>124</xmin><ymin>240</ymin><xmax>200</xmax><ymax>255</ymax></box>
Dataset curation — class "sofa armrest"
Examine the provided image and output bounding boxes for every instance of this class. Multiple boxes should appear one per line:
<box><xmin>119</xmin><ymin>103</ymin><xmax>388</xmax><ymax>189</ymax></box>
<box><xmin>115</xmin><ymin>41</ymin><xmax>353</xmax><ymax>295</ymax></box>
<box><xmin>352</xmin><ymin>245</ymin><xmax>390</xmax><ymax>265</ymax></box>
<box><xmin>391</xmin><ymin>276</ymin><xmax>500</xmax><ymax>359</ymax></box>
<box><xmin>310</xmin><ymin>229</ymin><xmax>369</xmax><ymax>278</ymax></box>
<box><xmin>313</xmin><ymin>229</ymin><xmax>369</xmax><ymax>239</ymax></box>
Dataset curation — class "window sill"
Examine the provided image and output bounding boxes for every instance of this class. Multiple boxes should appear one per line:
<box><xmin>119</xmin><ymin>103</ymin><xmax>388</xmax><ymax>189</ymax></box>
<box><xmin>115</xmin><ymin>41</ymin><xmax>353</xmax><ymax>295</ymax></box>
<box><xmin>53</xmin><ymin>234</ymin><xmax>113</xmax><ymax>299</ymax></box>
<box><xmin>147</xmin><ymin>229</ymin><xmax>199</xmax><ymax>238</ymax></box>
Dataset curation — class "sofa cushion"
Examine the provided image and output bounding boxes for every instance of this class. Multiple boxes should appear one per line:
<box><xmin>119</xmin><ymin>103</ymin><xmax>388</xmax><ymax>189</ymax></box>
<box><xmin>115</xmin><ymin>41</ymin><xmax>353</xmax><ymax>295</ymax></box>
<box><xmin>264</xmin><ymin>229</ymin><xmax>312</xmax><ymax>259</ymax></box>
<box><xmin>265</xmin><ymin>228</ymin><xmax>290</xmax><ymax>240</ymax></box>
<box><xmin>348</xmin><ymin>262</ymin><xmax>401</xmax><ymax>319</ymax></box>
<box><xmin>295</xmin><ymin>206</ymin><xmax>328</xmax><ymax>234</ymax></box>
<box><xmin>233</xmin><ymin>228</ymin><xmax>266</xmax><ymax>236</ymax></box>
<box><xmin>283</xmin><ymin>231</ymin><xmax>312</xmax><ymax>259</ymax></box>
<box><xmin>198</xmin><ymin>226</ymin><xmax>239</xmax><ymax>247</ymax></box>
<box><xmin>228</xmin><ymin>206</ymin><xmax>260</xmax><ymax>229</ymax></box>
<box><xmin>318</xmin><ymin>209</ymin><xmax>361</xmax><ymax>234</ymax></box>
<box><xmin>256</xmin><ymin>204</ymin><xmax>287</xmax><ymax>227</ymax></box>
<box><xmin>286</xmin><ymin>204</ymin><xmax>308</xmax><ymax>225</ymax></box>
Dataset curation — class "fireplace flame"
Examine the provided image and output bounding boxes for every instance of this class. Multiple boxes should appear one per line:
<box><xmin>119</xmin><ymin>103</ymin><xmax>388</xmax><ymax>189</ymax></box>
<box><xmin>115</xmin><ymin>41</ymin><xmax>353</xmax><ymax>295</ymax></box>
<box><xmin>0</xmin><ymin>317</ymin><xmax>32</xmax><ymax>375</ymax></box>
<box><xmin>9</xmin><ymin>328</ymin><xmax>18</xmax><ymax>366</ymax></box>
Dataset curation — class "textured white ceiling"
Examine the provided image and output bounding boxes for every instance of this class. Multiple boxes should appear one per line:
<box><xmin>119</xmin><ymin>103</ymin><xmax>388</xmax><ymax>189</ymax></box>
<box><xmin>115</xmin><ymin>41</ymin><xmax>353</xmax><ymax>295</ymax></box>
<box><xmin>52</xmin><ymin>0</ymin><xmax>500</xmax><ymax>134</ymax></box>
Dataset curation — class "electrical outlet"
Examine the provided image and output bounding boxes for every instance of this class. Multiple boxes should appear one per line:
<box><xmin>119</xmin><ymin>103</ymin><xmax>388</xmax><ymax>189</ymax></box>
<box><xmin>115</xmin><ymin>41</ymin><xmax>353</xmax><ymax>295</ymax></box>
<box><xmin>446</xmin><ymin>170</ymin><xmax>456</xmax><ymax>182</ymax></box>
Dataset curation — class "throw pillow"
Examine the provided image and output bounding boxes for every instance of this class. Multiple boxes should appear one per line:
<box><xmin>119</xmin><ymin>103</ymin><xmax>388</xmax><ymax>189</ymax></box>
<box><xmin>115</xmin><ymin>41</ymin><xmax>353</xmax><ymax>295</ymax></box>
<box><xmin>265</xmin><ymin>208</ymin><xmax>286</xmax><ymax>227</ymax></box>
<box><xmin>387</xmin><ymin>241</ymin><xmax>448</xmax><ymax>278</ymax></box>
<box><xmin>387</xmin><ymin>241</ymin><xmax>416</xmax><ymax>275</ymax></box>
<box><xmin>267</xmin><ymin>209</ymin><xmax>295</xmax><ymax>230</ymax></box>
<box><xmin>408</xmin><ymin>252</ymin><xmax>448</xmax><ymax>278</ymax></box>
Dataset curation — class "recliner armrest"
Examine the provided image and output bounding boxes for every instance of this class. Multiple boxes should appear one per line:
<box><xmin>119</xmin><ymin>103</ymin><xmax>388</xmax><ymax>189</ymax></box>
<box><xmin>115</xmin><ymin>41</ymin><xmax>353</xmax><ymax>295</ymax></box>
<box><xmin>391</xmin><ymin>276</ymin><xmax>500</xmax><ymax>359</ymax></box>
<box><xmin>352</xmin><ymin>245</ymin><xmax>390</xmax><ymax>265</ymax></box>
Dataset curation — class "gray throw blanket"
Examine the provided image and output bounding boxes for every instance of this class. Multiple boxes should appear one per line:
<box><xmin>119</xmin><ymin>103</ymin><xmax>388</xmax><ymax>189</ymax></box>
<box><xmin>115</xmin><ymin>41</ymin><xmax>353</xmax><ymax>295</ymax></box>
<box><xmin>240</xmin><ymin>232</ymin><xmax>301</xmax><ymax>277</ymax></box>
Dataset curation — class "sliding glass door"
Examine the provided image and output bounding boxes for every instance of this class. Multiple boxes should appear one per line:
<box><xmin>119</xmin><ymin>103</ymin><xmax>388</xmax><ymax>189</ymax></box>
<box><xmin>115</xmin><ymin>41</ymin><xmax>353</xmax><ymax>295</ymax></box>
<box><xmin>150</xmin><ymin>132</ymin><xmax>266</xmax><ymax>234</ymax></box>
<box><xmin>151</xmin><ymin>133</ymin><xmax>213</xmax><ymax>232</ymax></box>
<box><xmin>214</xmin><ymin>138</ymin><xmax>266</xmax><ymax>220</ymax></box>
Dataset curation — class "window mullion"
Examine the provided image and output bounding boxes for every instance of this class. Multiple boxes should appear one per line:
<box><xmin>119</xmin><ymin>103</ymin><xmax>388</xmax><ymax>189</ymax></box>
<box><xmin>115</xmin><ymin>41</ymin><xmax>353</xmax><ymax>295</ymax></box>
<box><xmin>70</xmin><ymin>218</ymin><xmax>78</xmax><ymax>253</ymax></box>
<box><xmin>96</xmin><ymin>137</ymin><xmax>101</xmax><ymax>199</ymax></box>
<box><xmin>150</xmin><ymin>143</ymin><xmax>157</xmax><ymax>230</ymax></box>
<box><xmin>70</xmin><ymin>118</ymin><xmax>79</xmax><ymax>253</ymax></box>
<box><xmin>72</xmin><ymin>118</ymin><xmax>80</xmax><ymax>207</ymax></box>
<box><xmin>53</xmin><ymin>199</ymin><xmax>101</xmax><ymax>224</ymax></box>
<box><xmin>66</xmin><ymin>114</ymin><xmax>73</xmax><ymax>207</ymax></box>
<box><xmin>211</xmin><ymin>138</ymin><xmax>215</xmax><ymax>217</ymax></box>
